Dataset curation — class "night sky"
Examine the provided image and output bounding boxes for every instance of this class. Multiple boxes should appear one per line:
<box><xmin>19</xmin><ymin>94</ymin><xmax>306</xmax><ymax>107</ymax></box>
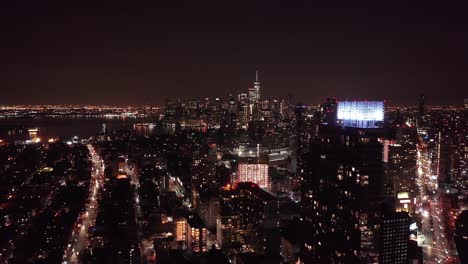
<box><xmin>1</xmin><ymin>2</ymin><xmax>467</xmax><ymax>105</ymax></box>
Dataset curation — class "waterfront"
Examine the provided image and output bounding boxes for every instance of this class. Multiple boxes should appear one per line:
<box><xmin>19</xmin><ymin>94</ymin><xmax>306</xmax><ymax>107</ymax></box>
<box><xmin>0</xmin><ymin>117</ymin><xmax>156</xmax><ymax>140</ymax></box>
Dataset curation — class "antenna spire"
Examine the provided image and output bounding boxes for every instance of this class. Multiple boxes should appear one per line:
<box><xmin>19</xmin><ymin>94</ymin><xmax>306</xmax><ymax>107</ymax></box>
<box><xmin>255</xmin><ymin>70</ymin><xmax>259</xmax><ymax>82</ymax></box>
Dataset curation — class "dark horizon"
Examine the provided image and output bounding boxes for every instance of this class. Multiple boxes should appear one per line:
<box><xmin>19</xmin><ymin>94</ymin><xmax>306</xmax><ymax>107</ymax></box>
<box><xmin>1</xmin><ymin>2</ymin><xmax>467</xmax><ymax>105</ymax></box>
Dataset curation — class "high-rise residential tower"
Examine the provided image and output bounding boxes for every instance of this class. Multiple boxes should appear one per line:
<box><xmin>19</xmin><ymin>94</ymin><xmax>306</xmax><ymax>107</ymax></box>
<box><xmin>300</xmin><ymin>100</ymin><xmax>387</xmax><ymax>263</ymax></box>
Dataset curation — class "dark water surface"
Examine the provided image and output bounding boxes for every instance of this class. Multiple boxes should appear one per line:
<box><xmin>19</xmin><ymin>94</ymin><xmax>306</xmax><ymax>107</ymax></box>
<box><xmin>0</xmin><ymin>117</ymin><xmax>155</xmax><ymax>140</ymax></box>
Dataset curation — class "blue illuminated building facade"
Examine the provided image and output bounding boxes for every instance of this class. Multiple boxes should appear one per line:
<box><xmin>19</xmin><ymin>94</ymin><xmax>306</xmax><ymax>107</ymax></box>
<box><xmin>337</xmin><ymin>101</ymin><xmax>384</xmax><ymax>128</ymax></box>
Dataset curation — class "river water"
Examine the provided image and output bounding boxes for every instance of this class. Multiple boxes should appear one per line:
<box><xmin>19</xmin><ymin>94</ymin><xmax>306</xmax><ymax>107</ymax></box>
<box><xmin>0</xmin><ymin>117</ymin><xmax>158</xmax><ymax>141</ymax></box>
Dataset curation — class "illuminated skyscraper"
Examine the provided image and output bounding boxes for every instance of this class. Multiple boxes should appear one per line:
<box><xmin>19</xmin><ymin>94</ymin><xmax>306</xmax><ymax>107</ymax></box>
<box><xmin>254</xmin><ymin>70</ymin><xmax>260</xmax><ymax>102</ymax></box>
<box><xmin>237</xmin><ymin>92</ymin><xmax>250</xmax><ymax>126</ymax></box>
<box><xmin>384</xmin><ymin>127</ymin><xmax>418</xmax><ymax>198</ymax></box>
<box><xmin>301</xmin><ymin>100</ymin><xmax>387</xmax><ymax>262</ymax></box>
<box><xmin>246</xmin><ymin>71</ymin><xmax>261</xmax><ymax>122</ymax></box>
<box><xmin>248</xmin><ymin>70</ymin><xmax>261</xmax><ymax>103</ymax></box>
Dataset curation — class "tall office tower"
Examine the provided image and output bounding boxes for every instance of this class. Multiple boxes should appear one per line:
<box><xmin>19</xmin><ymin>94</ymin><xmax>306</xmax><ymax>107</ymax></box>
<box><xmin>247</xmin><ymin>71</ymin><xmax>261</xmax><ymax>122</ymax></box>
<box><xmin>301</xmin><ymin>100</ymin><xmax>387</xmax><ymax>263</ymax></box>
<box><xmin>417</xmin><ymin>94</ymin><xmax>425</xmax><ymax>127</ymax></box>
<box><xmin>238</xmin><ymin>92</ymin><xmax>250</xmax><ymax>126</ymax></box>
<box><xmin>455</xmin><ymin>210</ymin><xmax>468</xmax><ymax>264</ymax></box>
<box><xmin>294</xmin><ymin>104</ymin><xmax>308</xmax><ymax>171</ymax></box>
<box><xmin>248</xmin><ymin>88</ymin><xmax>257</xmax><ymax>104</ymax></box>
<box><xmin>379</xmin><ymin>212</ymin><xmax>410</xmax><ymax>264</ymax></box>
<box><xmin>438</xmin><ymin>132</ymin><xmax>456</xmax><ymax>183</ymax></box>
<box><xmin>300</xmin><ymin>139</ymin><xmax>362</xmax><ymax>263</ymax></box>
<box><xmin>254</xmin><ymin>70</ymin><xmax>260</xmax><ymax>102</ymax></box>
<box><xmin>465</xmin><ymin>98</ymin><xmax>468</xmax><ymax>109</ymax></box>
<box><xmin>336</xmin><ymin>101</ymin><xmax>386</xmax><ymax>201</ymax></box>
<box><xmin>248</xmin><ymin>70</ymin><xmax>261</xmax><ymax>104</ymax></box>
<box><xmin>384</xmin><ymin>127</ymin><xmax>418</xmax><ymax>198</ymax></box>
<box><xmin>223</xmin><ymin>95</ymin><xmax>238</xmax><ymax>130</ymax></box>
<box><xmin>418</xmin><ymin>94</ymin><xmax>425</xmax><ymax>117</ymax></box>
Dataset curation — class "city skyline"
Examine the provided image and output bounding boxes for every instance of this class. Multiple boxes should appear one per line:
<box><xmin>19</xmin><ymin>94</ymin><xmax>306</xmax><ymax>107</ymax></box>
<box><xmin>0</xmin><ymin>3</ymin><xmax>466</xmax><ymax>263</ymax></box>
<box><xmin>1</xmin><ymin>3</ymin><xmax>467</xmax><ymax>105</ymax></box>
<box><xmin>0</xmin><ymin>95</ymin><xmax>465</xmax><ymax>263</ymax></box>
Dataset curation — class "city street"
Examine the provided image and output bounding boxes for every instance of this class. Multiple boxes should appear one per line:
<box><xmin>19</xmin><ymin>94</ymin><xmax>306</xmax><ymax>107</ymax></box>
<box><xmin>124</xmin><ymin>161</ymin><xmax>144</xmax><ymax>261</ymax></box>
<box><xmin>62</xmin><ymin>144</ymin><xmax>104</xmax><ymax>264</ymax></box>
<box><xmin>415</xmin><ymin>141</ymin><xmax>459</xmax><ymax>264</ymax></box>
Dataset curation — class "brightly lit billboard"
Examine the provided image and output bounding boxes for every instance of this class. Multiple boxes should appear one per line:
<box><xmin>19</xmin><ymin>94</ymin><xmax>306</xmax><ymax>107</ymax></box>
<box><xmin>337</xmin><ymin>101</ymin><xmax>384</xmax><ymax>128</ymax></box>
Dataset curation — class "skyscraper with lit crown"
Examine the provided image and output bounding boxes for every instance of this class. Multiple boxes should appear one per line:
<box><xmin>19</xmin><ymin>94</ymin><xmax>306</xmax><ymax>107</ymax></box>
<box><xmin>249</xmin><ymin>70</ymin><xmax>261</xmax><ymax>103</ymax></box>
<box><xmin>254</xmin><ymin>70</ymin><xmax>260</xmax><ymax>102</ymax></box>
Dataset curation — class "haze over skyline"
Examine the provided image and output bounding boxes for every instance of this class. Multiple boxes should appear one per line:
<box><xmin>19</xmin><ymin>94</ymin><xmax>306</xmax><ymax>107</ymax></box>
<box><xmin>1</xmin><ymin>2</ymin><xmax>467</xmax><ymax>105</ymax></box>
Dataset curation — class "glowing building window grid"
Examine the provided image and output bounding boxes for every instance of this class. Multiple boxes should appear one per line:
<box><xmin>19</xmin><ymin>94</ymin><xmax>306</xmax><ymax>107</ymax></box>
<box><xmin>237</xmin><ymin>163</ymin><xmax>269</xmax><ymax>189</ymax></box>
<box><xmin>175</xmin><ymin>220</ymin><xmax>187</xmax><ymax>241</ymax></box>
<box><xmin>337</xmin><ymin>101</ymin><xmax>384</xmax><ymax>121</ymax></box>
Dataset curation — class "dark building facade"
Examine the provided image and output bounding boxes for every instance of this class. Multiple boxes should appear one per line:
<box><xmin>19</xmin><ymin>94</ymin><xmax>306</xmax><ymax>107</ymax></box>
<box><xmin>300</xmin><ymin>126</ymin><xmax>386</xmax><ymax>262</ymax></box>
<box><xmin>379</xmin><ymin>212</ymin><xmax>410</xmax><ymax>264</ymax></box>
<box><xmin>455</xmin><ymin>210</ymin><xmax>468</xmax><ymax>264</ymax></box>
<box><xmin>220</xmin><ymin>182</ymin><xmax>280</xmax><ymax>255</ymax></box>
